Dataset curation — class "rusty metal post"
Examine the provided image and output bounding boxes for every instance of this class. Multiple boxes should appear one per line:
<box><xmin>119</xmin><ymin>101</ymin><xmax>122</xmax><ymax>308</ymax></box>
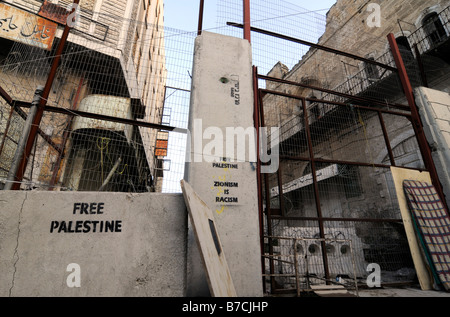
<box><xmin>243</xmin><ymin>0</ymin><xmax>251</xmax><ymax>42</ymax></box>
<box><xmin>301</xmin><ymin>97</ymin><xmax>331</xmax><ymax>282</ymax></box>
<box><xmin>10</xmin><ymin>0</ymin><xmax>80</xmax><ymax>190</ymax></box>
<box><xmin>4</xmin><ymin>86</ymin><xmax>43</xmax><ymax>190</ymax></box>
<box><xmin>197</xmin><ymin>0</ymin><xmax>204</xmax><ymax>36</ymax></box>
<box><xmin>253</xmin><ymin>66</ymin><xmax>265</xmax><ymax>280</ymax></box>
<box><xmin>387</xmin><ymin>33</ymin><xmax>448</xmax><ymax>213</ymax></box>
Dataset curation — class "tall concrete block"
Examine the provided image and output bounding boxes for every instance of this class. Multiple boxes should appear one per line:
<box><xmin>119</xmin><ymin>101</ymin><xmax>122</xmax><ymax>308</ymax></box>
<box><xmin>0</xmin><ymin>191</ymin><xmax>187</xmax><ymax>297</ymax></box>
<box><xmin>185</xmin><ymin>32</ymin><xmax>263</xmax><ymax>297</ymax></box>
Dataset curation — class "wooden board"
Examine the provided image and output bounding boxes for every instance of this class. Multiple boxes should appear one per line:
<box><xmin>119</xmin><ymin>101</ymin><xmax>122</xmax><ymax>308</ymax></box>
<box><xmin>390</xmin><ymin>167</ymin><xmax>435</xmax><ymax>290</ymax></box>
<box><xmin>180</xmin><ymin>180</ymin><xmax>237</xmax><ymax>297</ymax></box>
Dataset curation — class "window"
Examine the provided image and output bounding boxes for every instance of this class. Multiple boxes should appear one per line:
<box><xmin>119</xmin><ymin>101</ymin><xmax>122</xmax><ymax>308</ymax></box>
<box><xmin>422</xmin><ymin>12</ymin><xmax>447</xmax><ymax>45</ymax></box>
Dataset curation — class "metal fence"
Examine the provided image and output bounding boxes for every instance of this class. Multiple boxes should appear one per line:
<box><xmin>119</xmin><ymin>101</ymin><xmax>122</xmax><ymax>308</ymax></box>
<box><xmin>209</xmin><ymin>0</ymin><xmax>449</xmax><ymax>295</ymax></box>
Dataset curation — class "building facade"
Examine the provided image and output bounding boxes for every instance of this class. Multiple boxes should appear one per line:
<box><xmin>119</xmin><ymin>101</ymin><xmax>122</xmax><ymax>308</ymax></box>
<box><xmin>262</xmin><ymin>0</ymin><xmax>450</xmax><ymax>287</ymax></box>
<box><xmin>0</xmin><ymin>0</ymin><xmax>167</xmax><ymax>192</ymax></box>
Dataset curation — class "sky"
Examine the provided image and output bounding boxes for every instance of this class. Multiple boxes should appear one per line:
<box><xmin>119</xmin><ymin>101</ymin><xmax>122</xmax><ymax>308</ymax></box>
<box><xmin>160</xmin><ymin>0</ymin><xmax>337</xmax><ymax>192</ymax></box>
<box><xmin>164</xmin><ymin>0</ymin><xmax>337</xmax><ymax>32</ymax></box>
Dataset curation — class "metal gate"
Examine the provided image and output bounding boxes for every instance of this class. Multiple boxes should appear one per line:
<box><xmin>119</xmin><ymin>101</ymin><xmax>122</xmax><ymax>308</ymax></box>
<box><xmin>249</xmin><ymin>27</ymin><xmax>447</xmax><ymax>295</ymax></box>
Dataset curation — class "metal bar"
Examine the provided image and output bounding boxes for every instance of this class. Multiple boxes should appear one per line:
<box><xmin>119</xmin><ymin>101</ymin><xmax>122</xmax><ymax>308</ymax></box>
<box><xmin>279</xmin><ymin>155</ymin><xmax>427</xmax><ymax>172</ymax></box>
<box><xmin>243</xmin><ymin>0</ymin><xmax>251</xmax><ymax>42</ymax></box>
<box><xmin>293</xmin><ymin>239</ymin><xmax>301</xmax><ymax>297</ymax></box>
<box><xmin>258</xmin><ymin>80</ymin><xmax>277</xmax><ymax>293</ymax></box>
<box><xmin>277</xmin><ymin>162</ymin><xmax>286</xmax><ymax>217</ymax></box>
<box><xmin>197</xmin><ymin>0</ymin><xmax>204</xmax><ymax>36</ymax></box>
<box><xmin>0</xmin><ymin>85</ymin><xmax>13</xmax><ymax>105</ymax></box>
<box><xmin>11</xmin><ymin>0</ymin><xmax>81</xmax><ymax>190</ymax></box>
<box><xmin>253</xmin><ymin>66</ymin><xmax>265</xmax><ymax>279</ymax></box>
<box><xmin>270</xmin><ymin>215</ymin><xmax>403</xmax><ymax>223</ymax></box>
<box><xmin>377</xmin><ymin>111</ymin><xmax>396</xmax><ymax>167</ymax></box>
<box><xmin>228</xmin><ymin>23</ymin><xmax>398</xmax><ymax>72</ymax></box>
<box><xmin>258</xmin><ymin>75</ymin><xmax>410</xmax><ymax>112</ymax></box>
<box><xmin>300</xmin><ymin>97</ymin><xmax>331</xmax><ymax>281</ymax></box>
<box><xmin>387</xmin><ymin>33</ymin><xmax>449</xmax><ymax>214</ymax></box>
<box><xmin>259</xmin><ymin>88</ymin><xmax>411</xmax><ymax>116</ymax></box>
<box><xmin>9</xmin><ymin>103</ymin><xmax>62</xmax><ymax>154</ymax></box>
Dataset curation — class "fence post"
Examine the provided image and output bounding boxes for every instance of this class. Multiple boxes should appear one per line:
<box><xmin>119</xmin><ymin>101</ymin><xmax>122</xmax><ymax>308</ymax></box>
<box><xmin>198</xmin><ymin>0</ymin><xmax>204</xmax><ymax>36</ymax></box>
<box><xmin>243</xmin><ymin>0</ymin><xmax>251</xmax><ymax>42</ymax></box>
<box><xmin>387</xmin><ymin>33</ymin><xmax>448</xmax><ymax>213</ymax></box>
<box><xmin>10</xmin><ymin>0</ymin><xmax>80</xmax><ymax>190</ymax></box>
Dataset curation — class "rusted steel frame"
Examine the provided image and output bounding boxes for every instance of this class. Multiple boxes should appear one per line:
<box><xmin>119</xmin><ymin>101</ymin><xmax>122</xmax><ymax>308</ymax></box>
<box><xmin>0</xmin><ymin>86</ymin><xmax>13</xmax><ymax>105</ymax></box>
<box><xmin>260</xmin><ymin>88</ymin><xmax>412</xmax><ymax>117</ymax></box>
<box><xmin>243</xmin><ymin>0</ymin><xmax>251</xmax><ymax>42</ymax></box>
<box><xmin>16</xmin><ymin>103</ymin><xmax>180</xmax><ymax>132</ymax></box>
<box><xmin>227</xmin><ymin>23</ymin><xmax>398</xmax><ymax>72</ymax></box>
<box><xmin>258</xmin><ymin>75</ymin><xmax>410</xmax><ymax>112</ymax></box>
<box><xmin>280</xmin><ymin>155</ymin><xmax>428</xmax><ymax>173</ymax></box>
<box><xmin>277</xmin><ymin>161</ymin><xmax>286</xmax><ymax>217</ymax></box>
<box><xmin>253</xmin><ymin>66</ymin><xmax>265</xmax><ymax>281</ymax></box>
<box><xmin>48</xmin><ymin>73</ymin><xmax>85</xmax><ymax>189</ymax></box>
<box><xmin>300</xmin><ymin>97</ymin><xmax>331</xmax><ymax>281</ymax></box>
<box><xmin>11</xmin><ymin>0</ymin><xmax>81</xmax><ymax>190</ymax></box>
<box><xmin>377</xmin><ymin>110</ymin><xmax>396</xmax><ymax>167</ymax></box>
<box><xmin>197</xmin><ymin>0</ymin><xmax>204</xmax><ymax>36</ymax></box>
<box><xmin>388</xmin><ymin>33</ymin><xmax>449</xmax><ymax>214</ymax></box>
<box><xmin>270</xmin><ymin>215</ymin><xmax>403</xmax><ymax>223</ymax></box>
<box><xmin>258</xmin><ymin>79</ymin><xmax>277</xmax><ymax>293</ymax></box>
<box><xmin>8</xmin><ymin>102</ymin><xmax>62</xmax><ymax>154</ymax></box>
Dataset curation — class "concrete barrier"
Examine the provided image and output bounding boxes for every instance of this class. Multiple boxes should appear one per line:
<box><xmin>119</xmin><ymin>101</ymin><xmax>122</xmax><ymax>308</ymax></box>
<box><xmin>0</xmin><ymin>191</ymin><xmax>187</xmax><ymax>297</ymax></box>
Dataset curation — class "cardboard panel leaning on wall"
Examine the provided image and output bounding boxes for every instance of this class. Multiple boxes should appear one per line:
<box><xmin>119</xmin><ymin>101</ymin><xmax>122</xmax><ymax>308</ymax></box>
<box><xmin>0</xmin><ymin>191</ymin><xmax>187</xmax><ymax>297</ymax></box>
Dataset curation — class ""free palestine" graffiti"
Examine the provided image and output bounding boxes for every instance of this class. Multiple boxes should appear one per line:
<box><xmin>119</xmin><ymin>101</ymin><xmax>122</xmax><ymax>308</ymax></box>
<box><xmin>50</xmin><ymin>202</ymin><xmax>123</xmax><ymax>233</ymax></box>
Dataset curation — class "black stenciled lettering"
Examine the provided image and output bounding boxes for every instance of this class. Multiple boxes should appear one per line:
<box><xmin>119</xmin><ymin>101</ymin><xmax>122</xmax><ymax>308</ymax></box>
<box><xmin>73</xmin><ymin>203</ymin><xmax>81</xmax><ymax>214</ymax></box>
<box><xmin>81</xmin><ymin>203</ymin><xmax>89</xmax><ymax>214</ymax></box>
<box><xmin>50</xmin><ymin>221</ymin><xmax>59</xmax><ymax>233</ymax></box>
<box><xmin>105</xmin><ymin>221</ymin><xmax>114</xmax><ymax>232</ymax></box>
<box><xmin>75</xmin><ymin>221</ymin><xmax>83</xmax><ymax>233</ymax></box>
<box><xmin>83</xmin><ymin>221</ymin><xmax>91</xmax><ymax>233</ymax></box>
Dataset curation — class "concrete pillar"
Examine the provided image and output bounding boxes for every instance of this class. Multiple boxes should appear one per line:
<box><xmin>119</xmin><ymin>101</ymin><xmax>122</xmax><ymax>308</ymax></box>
<box><xmin>184</xmin><ymin>32</ymin><xmax>263</xmax><ymax>297</ymax></box>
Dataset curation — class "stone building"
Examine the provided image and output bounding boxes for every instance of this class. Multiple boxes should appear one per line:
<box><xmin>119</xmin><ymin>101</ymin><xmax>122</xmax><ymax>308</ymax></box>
<box><xmin>262</xmin><ymin>0</ymin><xmax>450</xmax><ymax>284</ymax></box>
<box><xmin>0</xmin><ymin>0</ymin><xmax>167</xmax><ymax>192</ymax></box>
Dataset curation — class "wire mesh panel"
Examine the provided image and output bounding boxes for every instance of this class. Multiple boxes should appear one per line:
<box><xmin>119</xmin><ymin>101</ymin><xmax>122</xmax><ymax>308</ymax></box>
<box><xmin>0</xmin><ymin>2</ymin><xmax>194</xmax><ymax>193</ymax></box>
